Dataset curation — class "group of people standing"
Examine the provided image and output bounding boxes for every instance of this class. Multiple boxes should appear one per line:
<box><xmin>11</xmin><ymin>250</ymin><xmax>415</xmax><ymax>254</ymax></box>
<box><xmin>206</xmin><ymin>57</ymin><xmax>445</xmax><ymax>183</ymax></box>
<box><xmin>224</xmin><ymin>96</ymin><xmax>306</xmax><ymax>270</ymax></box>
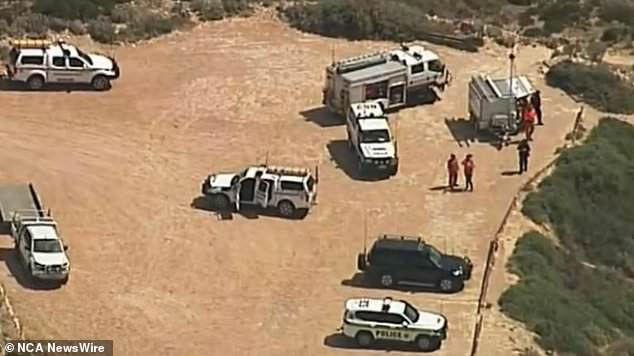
<box><xmin>447</xmin><ymin>154</ymin><xmax>475</xmax><ymax>192</ymax></box>
<box><xmin>445</xmin><ymin>90</ymin><xmax>544</xmax><ymax>191</ymax></box>
<box><xmin>516</xmin><ymin>90</ymin><xmax>543</xmax><ymax>174</ymax></box>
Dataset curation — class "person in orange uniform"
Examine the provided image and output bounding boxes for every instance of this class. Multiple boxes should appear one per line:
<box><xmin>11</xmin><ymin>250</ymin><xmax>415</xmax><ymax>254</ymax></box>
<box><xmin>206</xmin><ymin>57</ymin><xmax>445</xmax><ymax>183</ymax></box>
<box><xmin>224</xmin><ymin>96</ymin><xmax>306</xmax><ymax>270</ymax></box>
<box><xmin>447</xmin><ymin>154</ymin><xmax>459</xmax><ymax>190</ymax></box>
<box><xmin>462</xmin><ymin>154</ymin><xmax>475</xmax><ymax>192</ymax></box>
<box><xmin>522</xmin><ymin>102</ymin><xmax>536</xmax><ymax>141</ymax></box>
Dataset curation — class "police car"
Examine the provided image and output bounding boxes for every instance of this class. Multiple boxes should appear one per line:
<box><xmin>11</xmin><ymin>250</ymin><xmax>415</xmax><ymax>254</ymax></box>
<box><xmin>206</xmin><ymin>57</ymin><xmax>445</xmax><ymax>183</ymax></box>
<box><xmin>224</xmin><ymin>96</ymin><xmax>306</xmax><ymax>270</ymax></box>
<box><xmin>340</xmin><ymin>297</ymin><xmax>447</xmax><ymax>351</ymax></box>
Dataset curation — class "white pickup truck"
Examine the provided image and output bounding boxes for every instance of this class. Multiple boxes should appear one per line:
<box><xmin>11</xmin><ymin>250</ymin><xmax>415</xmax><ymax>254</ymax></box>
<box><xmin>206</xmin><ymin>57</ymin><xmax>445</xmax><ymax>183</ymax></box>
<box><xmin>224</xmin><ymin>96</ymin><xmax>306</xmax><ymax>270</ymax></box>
<box><xmin>0</xmin><ymin>184</ymin><xmax>70</xmax><ymax>285</ymax></box>
<box><xmin>4</xmin><ymin>39</ymin><xmax>120</xmax><ymax>91</ymax></box>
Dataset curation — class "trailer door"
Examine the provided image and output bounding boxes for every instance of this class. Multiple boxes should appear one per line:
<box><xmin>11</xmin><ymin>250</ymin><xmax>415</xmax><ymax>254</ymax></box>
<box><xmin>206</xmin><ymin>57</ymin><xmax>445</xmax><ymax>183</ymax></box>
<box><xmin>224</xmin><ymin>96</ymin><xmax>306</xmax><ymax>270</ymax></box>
<box><xmin>388</xmin><ymin>83</ymin><xmax>406</xmax><ymax>106</ymax></box>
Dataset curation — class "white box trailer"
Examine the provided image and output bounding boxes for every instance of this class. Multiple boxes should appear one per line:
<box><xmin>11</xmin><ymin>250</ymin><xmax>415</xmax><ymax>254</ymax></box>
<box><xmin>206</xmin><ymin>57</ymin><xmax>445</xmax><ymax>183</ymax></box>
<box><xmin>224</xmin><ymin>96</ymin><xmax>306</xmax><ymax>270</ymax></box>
<box><xmin>323</xmin><ymin>45</ymin><xmax>451</xmax><ymax>116</ymax></box>
<box><xmin>468</xmin><ymin>74</ymin><xmax>536</xmax><ymax>136</ymax></box>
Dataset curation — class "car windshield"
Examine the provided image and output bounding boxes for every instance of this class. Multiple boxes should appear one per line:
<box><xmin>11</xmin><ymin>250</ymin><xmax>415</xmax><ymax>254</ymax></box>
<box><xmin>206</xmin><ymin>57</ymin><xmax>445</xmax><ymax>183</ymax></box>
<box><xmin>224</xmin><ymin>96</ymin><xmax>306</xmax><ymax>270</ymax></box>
<box><xmin>76</xmin><ymin>48</ymin><xmax>93</xmax><ymax>65</ymax></box>
<box><xmin>33</xmin><ymin>239</ymin><xmax>62</xmax><ymax>253</ymax></box>
<box><xmin>403</xmin><ymin>302</ymin><xmax>420</xmax><ymax>323</ymax></box>
<box><xmin>361</xmin><ymin>129</ymin><xmax>390</xmax><ymax>143</ymax></box>
<box><xmin>428</xmin><ymin>245</ymin><xmax>443</xmax><ymax>267</ymax></box>
<box><xmin>428</xmin><ymin>59</ymin><xmax>444</xmax><ymax>73</ymax></box>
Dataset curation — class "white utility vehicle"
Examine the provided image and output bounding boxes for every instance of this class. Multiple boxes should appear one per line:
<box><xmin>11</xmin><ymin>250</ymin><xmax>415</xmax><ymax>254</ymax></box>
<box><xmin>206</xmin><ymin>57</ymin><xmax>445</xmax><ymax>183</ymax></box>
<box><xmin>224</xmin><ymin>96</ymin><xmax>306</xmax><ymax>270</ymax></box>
<box><xmin>323</xmin><ymin>44</ymin><xmax>451</xmax><ymax>116</ymax></box>
<box><xmin>345</xmin><ymin>101</ymin><xmax>398</xmax><ymax>176</ymax></box>
<box><xmin>201</xmin><ymin>165</ymin><xmax>318</xmax><ymax>218</ymax></box>
<box><xmin>0</xmin><ymin>184</ymin><xmax>70</xmax><ymax>285</ymax></box>
<box><xmin>468</xmin><ymin>73</ymin><xmax>536</xmax><ymax>146</ymax></box>
<box><xmin>4</xmin><ymin>39</ymin><xmax>120</xmax><ymax>90</ymax></box>
<box><xmin>340</xmin><ymin>297</ymin><xmax>447</xmax><ymax>351</ymax></box>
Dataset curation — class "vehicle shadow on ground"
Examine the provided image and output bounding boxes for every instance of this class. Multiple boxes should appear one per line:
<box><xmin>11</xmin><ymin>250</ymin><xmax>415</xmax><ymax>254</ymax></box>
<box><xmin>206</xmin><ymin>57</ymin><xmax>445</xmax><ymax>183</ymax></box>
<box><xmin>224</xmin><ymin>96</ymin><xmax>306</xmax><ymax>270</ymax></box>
<box><xmin>444</xmin><ymin>117</ymin><xmax>504</xmax><ymax>149</ymax></box>
<box><xmin>341</xmin><ymin>273</ymin><xmax>454</xmax><ymax>294</ymax></box>
<box><xmin>501</xmin><ymin>170</ymin><xmax>520</xmax><ymax>176</ymax></box>
<box><xmin>0</xmin><ymin>80</ymin><xmax>108</xmax><ymax>92</ymax></box>
<box><xmin>0</xmin><ymin>248</ymin><xmax>62</xmax><ymax>290</ymax></box>
<box><xmin>190</xmin><ymin>196</ymin><xmax>306</xmax><ymax>220</ymax></box>
<box><xmin>326</xmin><ymin>140</ymin><xmax>390</xmax><ymax>182</ymax></box>
<box><xmin>301</xmin><ymin>107</ymin><xmax>343</xmax><ymax>128</ymax></box>
<box><xmin>324</xmin><ymin>333</ymin><xmax>437</xmax><ymax>353</ymax></box>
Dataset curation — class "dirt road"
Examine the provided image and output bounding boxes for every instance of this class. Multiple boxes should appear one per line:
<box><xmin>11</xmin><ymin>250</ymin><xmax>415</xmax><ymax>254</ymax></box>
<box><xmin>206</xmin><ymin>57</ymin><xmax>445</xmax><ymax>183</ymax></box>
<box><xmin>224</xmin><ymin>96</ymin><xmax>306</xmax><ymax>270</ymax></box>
<box><xmin>0</xmin><ymin>14</ymin><xmax>580</xmax><ymax>356</ymax></box>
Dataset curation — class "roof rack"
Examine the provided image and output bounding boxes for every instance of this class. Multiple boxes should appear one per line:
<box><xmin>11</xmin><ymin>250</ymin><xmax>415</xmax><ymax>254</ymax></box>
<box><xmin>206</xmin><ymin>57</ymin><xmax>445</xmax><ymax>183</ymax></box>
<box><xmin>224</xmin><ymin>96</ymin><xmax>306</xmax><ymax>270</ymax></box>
<box><xmin>334</xmin><ymin>52</ymin><xmax>389</xmax><ymax>74</ymax></box>
<box><xmin>265</xmin><ymin>166</ymin><xmax>310</xmax><ymax>177</ymax></box>
<box><xmin>10</xmin><ymin>39</ymin><xmax>65</xmax><ymax>49</ymax></box>
<box><xmin>381</xmin><ymin>234</ymin><xmax>424</xmax><ymax>243</ymax></box>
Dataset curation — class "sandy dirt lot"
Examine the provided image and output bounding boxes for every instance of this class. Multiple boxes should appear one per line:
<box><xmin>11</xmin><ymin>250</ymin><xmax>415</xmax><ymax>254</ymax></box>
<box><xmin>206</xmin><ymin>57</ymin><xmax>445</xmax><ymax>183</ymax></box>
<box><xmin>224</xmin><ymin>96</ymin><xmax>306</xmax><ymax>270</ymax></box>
<box><xmin>0</xmin><ymin>13</ymin><xmax>589</xmax><ymax>356</ymax></box>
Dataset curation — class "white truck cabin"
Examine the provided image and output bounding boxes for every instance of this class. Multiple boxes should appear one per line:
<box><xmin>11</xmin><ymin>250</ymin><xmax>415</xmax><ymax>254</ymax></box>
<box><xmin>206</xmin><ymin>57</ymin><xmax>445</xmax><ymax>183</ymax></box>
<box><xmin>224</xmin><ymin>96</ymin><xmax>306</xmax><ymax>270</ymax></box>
<box><xmin>389</xmin><ymin>45</ymin><xmax>447</xmax><ymax>90</ymax></box>
<box><xmin>17</xmin><ymin>223</ymin><xmax>70</xmax><ymax>282</ymax></box>
<box><xmin>357</xmin><ymin>118</ymin><xmax>391</xmax><ymax>143</ymax></box>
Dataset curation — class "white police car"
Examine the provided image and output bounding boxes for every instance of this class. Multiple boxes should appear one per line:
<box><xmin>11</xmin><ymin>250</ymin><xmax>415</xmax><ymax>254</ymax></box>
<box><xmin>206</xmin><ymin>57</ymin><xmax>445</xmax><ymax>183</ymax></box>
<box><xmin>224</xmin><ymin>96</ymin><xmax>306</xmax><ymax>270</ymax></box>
<box><xmin>340</xmin><ymin>297</ymin><xmax>447</xmax><ymax>351</ymax></box>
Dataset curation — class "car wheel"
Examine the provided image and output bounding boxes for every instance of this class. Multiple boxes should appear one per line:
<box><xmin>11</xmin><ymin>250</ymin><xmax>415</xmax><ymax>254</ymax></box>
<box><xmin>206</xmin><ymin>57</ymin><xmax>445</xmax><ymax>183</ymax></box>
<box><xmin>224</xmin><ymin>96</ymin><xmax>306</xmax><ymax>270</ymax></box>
<box><xmin>439</xmin><ymin>278</ymin><xmax>457</xmax><ymax>292</ymax></box>
<box><xmin>27</xmin><ymin>75</ymin><xmax>44</xmax><ymax>90</ymax></box>
<box><xmin>380</xmin><ymin>274</ymin><xmax>393</xmax><ymax>287</ymax></box>
<box><xmin>415</xmin><ymin>335</ymin><xmax>439</xmax><ymax>351</ymax></box>
<box><xmin>210</xmin><ymin>194</ymin><xmax>230</xmax><ymax>210</ymax></box>
<box><xmin>91</xmin><ymin>75</ymin><xmax>110</xmax><ymax>91</ymax></box>
<box><xmin>278</xmin><ymin>200</ymin><xmax>295</xmax><ymax>218</ymax></box>
<box><xmin>61</xmin><ymin>275</ymin><xmax>69</xmax><ymax>285</ymax></box>
<box><xmin>355</xmin><ymin>331</ymin><xmax>373</xmax><ymax>347</ymax></box>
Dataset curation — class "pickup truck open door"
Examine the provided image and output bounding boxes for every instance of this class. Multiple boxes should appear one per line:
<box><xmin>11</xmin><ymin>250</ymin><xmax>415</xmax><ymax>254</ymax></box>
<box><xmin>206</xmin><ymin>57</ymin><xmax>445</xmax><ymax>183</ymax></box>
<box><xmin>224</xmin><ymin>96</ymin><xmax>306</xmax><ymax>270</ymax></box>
<box><xmin>255</xmin><ymin>180</ymin><xmax>270</xmax><ymax>208</ymax></box>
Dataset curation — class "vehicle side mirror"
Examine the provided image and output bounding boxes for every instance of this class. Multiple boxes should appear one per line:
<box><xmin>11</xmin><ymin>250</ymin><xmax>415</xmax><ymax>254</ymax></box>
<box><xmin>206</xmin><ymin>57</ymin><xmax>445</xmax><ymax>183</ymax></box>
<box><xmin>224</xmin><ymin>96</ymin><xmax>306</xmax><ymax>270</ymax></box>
<box><xmin>402</xmin><ymin>321</ymin><xmax>408</xmax><ymax>327</ymax></box>
<box><xmin>63</xmin><ymin>245</ymin><xmax>69</xmax><ymax>251</ymax></box>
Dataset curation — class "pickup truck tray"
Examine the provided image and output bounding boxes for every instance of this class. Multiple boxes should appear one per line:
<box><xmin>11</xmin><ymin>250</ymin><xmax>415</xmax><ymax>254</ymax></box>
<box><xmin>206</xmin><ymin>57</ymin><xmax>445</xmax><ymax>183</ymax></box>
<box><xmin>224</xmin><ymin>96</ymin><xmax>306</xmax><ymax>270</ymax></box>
<box><xmin>0</xmin><ymin>183</ymin><xmax>44</xmax><ymax>229</ymax></box>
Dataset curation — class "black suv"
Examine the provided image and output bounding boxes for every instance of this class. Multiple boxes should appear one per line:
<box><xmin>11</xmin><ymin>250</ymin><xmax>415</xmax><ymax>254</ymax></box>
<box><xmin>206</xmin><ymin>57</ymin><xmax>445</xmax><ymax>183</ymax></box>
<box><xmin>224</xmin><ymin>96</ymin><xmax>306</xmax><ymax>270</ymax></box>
<box><xmin>357</xmin><ymin>234</ymin><xmax>473</xmax><ymax>293</ymax></box>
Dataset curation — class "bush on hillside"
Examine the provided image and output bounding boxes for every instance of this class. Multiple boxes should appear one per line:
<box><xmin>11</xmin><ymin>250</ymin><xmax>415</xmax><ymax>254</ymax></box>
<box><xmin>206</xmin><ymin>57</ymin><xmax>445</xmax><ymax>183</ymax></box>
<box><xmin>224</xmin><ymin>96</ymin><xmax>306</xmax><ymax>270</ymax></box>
<box><xmin>118</xmin><ymin>11</ymin><xmax>186</xmax><ymax>42</ymax></box>
<box><xmin>599</xmin><ymin>0</ymin><xmax>634</xmax><ymax>26</ymax></box>
<box><xmin>522</xmin><ymin>118</ymin><xmax>634</xmax><ymax>274</ymax></box>
<box><xmin>190</xmin><ymin>0</ymin><xmax>258</xmax><ymax>21</ymax></box>
<box><xmin>88</xmin><ymin>16</ymin><xmax>117</xmax><ymax>43</ymax></box>
<box><xmin>32</xmin><ymin>0</ymin><xmax>130</xmax><ymax>21</ymax></box>
<box><xmin>499</xmin><ymin>231</ymin><xmax>634</xmax><ymax>356</ymax></box>
<box><xmin>545</xmin><ymin>61</ymin><xmax>634</xmax><ymax>114</ymax></box>
<box><xmin>282</xmin><ymin>0</ymin><xmax>462</xmax><ymax>43</ymax></box>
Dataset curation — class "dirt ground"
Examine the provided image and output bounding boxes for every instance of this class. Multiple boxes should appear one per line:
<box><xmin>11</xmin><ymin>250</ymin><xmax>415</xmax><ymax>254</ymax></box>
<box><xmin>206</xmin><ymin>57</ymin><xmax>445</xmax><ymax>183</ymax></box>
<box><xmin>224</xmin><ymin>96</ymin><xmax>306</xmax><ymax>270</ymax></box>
<box><xmin>0</xmin><ymin>12</ymin><xmax>595</xmax><ymax>356</ymax></box>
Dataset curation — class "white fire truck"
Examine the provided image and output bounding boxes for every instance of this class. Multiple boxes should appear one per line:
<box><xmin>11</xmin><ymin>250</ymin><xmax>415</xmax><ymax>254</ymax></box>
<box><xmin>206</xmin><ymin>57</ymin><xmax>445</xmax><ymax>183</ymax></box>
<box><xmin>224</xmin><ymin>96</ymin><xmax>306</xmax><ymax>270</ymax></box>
<box><xmin>323</xmin><ymin>44</ymin><xmax>452</xmax><ymax>116</ymax></box>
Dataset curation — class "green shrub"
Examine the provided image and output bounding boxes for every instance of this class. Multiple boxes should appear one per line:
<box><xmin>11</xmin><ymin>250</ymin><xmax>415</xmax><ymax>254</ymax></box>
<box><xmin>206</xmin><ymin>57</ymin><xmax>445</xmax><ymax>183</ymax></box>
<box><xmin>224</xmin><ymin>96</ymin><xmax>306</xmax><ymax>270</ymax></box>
<box><xmin>87</xmin><ymin>16</ymin><xmax>117</xmax><ymax>43</ymax></box>
<box><xmin>601</xmin><ymin>25</ymin><xmax>630</xmax><ymax>42</ymax></box>
<box><xmin>503</xmin><ymin>119</ymin><xmax>634</xmax><ymax>355</ymax></box>
<box><xmin>32</xmin><ymin>0</ymin><xmax>129</xmax><ymax>21</ymax></box>
<box><xmin>12</xmin><ymin>13</ymin><xmax>50</xmax><ymax>37</ymax></box>
<box><xmin>523</xmin><ymin>118</ymin><xmax>634</xmax><ymax>270</ymax></box>
<box><xmin>499</xmin><ymin>232</ymin><xmax>631</xmax><ymax>356</ymax></box>
<box><xmin>282</xmin><ymin>0</ymin><xmax>475</xmax><ymax>46</ymax></box>
<box><xmin>119</xmin><ymin>11</ymin><xmax>185</xmax><ymax>42</ymax></box>
<box><xmin>545</xmin><ymin>61</ymin><xmax>634</xmax><ymax>114</ymax></box>
<box><xmin>190</xmin><ymin>0</ymin><xmax>225</xmax><ymax>21</ymax></box>
<box><xmin>599</xmin><ymin>0</ymin><xmax>634</xmax><ymax>26</ymax></box>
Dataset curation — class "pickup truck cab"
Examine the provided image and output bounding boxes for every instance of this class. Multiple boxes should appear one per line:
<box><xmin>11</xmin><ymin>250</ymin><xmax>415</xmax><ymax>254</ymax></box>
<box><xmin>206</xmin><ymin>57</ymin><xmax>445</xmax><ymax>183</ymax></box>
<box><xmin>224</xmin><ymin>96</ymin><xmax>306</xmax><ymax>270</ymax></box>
<box><xmin>11</xmin><ymin>211</ymin><xmax>70</xmax><ymax>284</ymax></box>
